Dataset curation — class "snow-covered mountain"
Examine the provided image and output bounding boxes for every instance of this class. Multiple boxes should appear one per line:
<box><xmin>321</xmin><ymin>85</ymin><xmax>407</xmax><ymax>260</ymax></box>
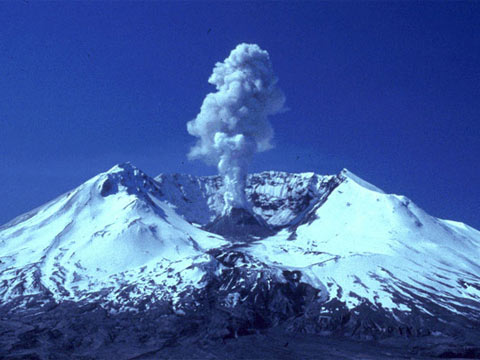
<box><xmin>0</xmin><ymin>164</ymin><xmax>227</xmax><ymax>311</ymax></box>
<box><xmin>155</xmin><ymin>167</ymin><xmax>480</xmax><ymax>320</ymax></box>
<box><xmin>1</xmin><ymin>163</ymin><xmax>480</xmax><ymax>358</ymax></box>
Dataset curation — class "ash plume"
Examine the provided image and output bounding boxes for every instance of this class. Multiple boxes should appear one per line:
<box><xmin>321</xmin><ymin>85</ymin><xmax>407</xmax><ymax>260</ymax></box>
<box><xmin>187</xmin><ymin>43</ymin><xmax>285</xmax><ymax>214</ymax></box>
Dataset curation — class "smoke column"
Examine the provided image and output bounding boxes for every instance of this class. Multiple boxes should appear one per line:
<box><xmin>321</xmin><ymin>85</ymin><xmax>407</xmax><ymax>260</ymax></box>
<box><xmin>187</xmin><ymin>43</ymin><xmax>285</xmax><ymax>214</ymax></box>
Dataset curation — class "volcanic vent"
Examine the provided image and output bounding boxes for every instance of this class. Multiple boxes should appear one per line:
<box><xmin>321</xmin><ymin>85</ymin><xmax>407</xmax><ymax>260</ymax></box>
<box><xmin>205</xmin><ymin>207</ymin><xmax>271</xmax><ymax>237</ymax></box>
<box><xmin>186</xmin><ymin>43</ymin><xmax>285</xmax><ymax>238</ymax></box>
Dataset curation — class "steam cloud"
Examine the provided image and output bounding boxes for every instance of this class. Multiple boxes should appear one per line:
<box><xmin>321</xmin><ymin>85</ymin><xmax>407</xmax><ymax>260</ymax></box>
<box><xmin>187</xmin><ymin>43</ymin><xmax>285</xmax><ymax>213</ymax></box>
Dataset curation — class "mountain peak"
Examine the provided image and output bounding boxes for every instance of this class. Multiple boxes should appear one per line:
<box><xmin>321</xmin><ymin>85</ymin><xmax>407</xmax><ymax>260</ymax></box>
<box><xmin>339</xmin><ymin>168</ymin><xmax>385</xmax><ymax>193</ymax></box>
<box><xmin>99</xmin><ymin>162</ymin><xmax>158</xmax><ymax>197</ymax></box>
<box><xmin>105</xmin><ymin>161</ymin><xmax>140</xmax><ymax>175</ymax></box>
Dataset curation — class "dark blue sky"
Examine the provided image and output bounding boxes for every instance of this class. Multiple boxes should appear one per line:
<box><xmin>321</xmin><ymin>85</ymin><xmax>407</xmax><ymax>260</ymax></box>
<box><xmin>1</xmin><ymin>2</ymin><xmax>479</xmax><ymax>228</ymax></box>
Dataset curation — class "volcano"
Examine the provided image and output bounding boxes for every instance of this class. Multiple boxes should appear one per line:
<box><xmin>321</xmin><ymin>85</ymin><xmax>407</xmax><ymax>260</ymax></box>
<box><xmin>205</xmin><ymin>207</ymin><xmax>272</xmax><ymax>237</ymax></box>
<box><xmin>1</xmin><ymin>164</ymin><xmax>480</xmax><ymax>359</ymax></box>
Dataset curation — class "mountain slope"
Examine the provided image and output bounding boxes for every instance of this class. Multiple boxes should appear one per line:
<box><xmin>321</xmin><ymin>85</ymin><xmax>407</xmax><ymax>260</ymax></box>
<box><xmin>0</xmin><ymin>163</ymin><xmax>226</xmax><ymax>309</ymax></box>
<box><xmin>245</xmin><ymin>169</ymin><xmax>480</xmax><ymax>321</ymax></box>
<box><xmin>1</xmin><ymin>164</ymin><xmax>480</xmax><ymax>358</ymax></box>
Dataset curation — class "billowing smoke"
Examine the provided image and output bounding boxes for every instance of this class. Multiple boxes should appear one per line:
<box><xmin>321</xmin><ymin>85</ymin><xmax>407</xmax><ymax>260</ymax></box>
<box><xmin>187</xmin><ymin>43</ymin><xmax>285</xmax><ymax>214</ymax></box>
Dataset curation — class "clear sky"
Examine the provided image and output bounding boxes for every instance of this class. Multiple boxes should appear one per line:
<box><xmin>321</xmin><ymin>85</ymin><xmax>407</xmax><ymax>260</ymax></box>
<box><xmin>1</xmin><ymin>2</ymin><xmax>479</xmax><ymax>228</ymax></box>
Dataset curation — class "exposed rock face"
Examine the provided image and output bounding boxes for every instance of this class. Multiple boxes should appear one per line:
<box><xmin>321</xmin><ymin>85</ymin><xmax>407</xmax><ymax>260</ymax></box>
<box><xmin>154</xmin><ymin>170</ymin><xmax>337</xmax><ymax>227</ymax></box>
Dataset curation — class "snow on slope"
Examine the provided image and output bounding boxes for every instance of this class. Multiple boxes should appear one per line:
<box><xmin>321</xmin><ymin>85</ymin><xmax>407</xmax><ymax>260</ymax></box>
<box><xmin>1</xmin><ymin>163</ymin><xmax>479</xmax><ymax>323</ymax></box>
<box><xmin>245</xmin><ymin>169</ymin><xmax>480</xmax><ymax>318</ymax></box>
<box><xmin>0</xmin><ymin>163</ymin><xmax>226</xmax><ymax>308</ymax></box>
